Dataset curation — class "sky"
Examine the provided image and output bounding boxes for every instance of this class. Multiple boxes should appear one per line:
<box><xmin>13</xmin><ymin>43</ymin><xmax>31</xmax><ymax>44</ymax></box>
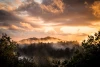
<box><xmin>0</xmin><ymin>0</ymin><xmax>100</xmax><ymax>42</ymax></box>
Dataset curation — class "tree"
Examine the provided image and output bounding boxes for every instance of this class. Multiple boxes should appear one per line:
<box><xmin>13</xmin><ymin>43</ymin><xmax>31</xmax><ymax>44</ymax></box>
<box><xmin>0</xmin><ymin>34</ymin><xmax>35</xmax><ymax>67</ymax></box>
<box><xmin>67</xmin><ymin>31</ymin><xmax>100</xmax><ymax>67</ymax></box>
<box><xmin>0</xmin><ymin>34</ymin><xmax>18</xmax><ymax>67</ymax></box>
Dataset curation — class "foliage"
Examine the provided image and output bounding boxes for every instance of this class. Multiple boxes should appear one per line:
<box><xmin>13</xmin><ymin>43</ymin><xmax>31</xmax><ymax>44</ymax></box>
<box><xmin>0</xmin><ymin>34</ymin><xmax>35</xmax><ymax>67</ymax></box>
<box><xmin>66</xmin><ymin>31</ymin><xmax>100</xmax><ymax>67</ymax></box>
<box><xmin>1</xmin><ymin>31</ymin><xmax>100</xmax><ymax>67</ymax></box>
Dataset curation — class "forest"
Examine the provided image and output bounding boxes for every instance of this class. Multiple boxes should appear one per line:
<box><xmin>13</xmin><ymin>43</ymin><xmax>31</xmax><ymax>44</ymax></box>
<box><xmin>0</xmin><ymin>31</ymin><xmax>100</xmax><ymax>67</ymax></box>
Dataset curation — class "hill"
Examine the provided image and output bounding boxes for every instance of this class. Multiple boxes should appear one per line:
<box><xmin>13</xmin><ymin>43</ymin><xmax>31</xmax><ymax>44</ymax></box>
<box><xmin>18</xmin><ymin>36</ymin><xmax>61</xmax><ymax>44</ymax></box>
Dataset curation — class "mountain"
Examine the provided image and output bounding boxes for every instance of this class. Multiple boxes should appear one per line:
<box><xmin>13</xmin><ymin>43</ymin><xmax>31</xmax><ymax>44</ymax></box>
<box><xmin>18</xmin><ymin>36</ymin><xmax>61</xmax><ymax>44</ymax></box>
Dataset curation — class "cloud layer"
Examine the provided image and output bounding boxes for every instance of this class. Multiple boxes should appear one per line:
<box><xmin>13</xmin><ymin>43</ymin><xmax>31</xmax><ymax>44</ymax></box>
<box><xmin>0</xmin><ymin>0</ymin><xmax>100</xmax><ymax>41</ymax></box>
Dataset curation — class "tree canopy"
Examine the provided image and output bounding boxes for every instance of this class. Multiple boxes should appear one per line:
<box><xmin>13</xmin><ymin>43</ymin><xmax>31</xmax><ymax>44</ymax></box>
<box><xmin>66</xmin><ymin>31</ymin><xmax>100</xmax><ymax>67</ymax></box>
<box><xmin>1</xmin><ymin>31</ymin><xmax>100</xmax><ymax>67</ymax></box>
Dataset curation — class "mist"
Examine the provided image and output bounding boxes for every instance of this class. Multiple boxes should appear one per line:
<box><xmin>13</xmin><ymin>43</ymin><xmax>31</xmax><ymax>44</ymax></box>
<box><xmin>17</xmin><ymin>41</ymin><xmax>81</xmax><ymax>66</ymax></box>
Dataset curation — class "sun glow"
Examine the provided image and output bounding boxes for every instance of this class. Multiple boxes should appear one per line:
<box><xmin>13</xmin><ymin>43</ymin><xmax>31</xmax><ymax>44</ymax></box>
<box><xmin>60</xmin><ymin>26</ymin><xmax>97</xmax><ymax>34</ymax></box>
<box><xmin>44</xmin><ymin>27</ymin><xmax>56</xmax><ymax>33</ymax></box>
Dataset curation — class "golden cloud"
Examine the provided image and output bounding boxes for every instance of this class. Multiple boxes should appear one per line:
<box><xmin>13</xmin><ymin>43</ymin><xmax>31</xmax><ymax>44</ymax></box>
<box><xmin>91</xmin><ymin>1</ymin><xmax>100</xmax><ymax>18</ymax></box>
<box><xmin>40</xmin><ymin>0</ymin><xmax>65</xmax><ymax>14</ymax></box>
<box><xmin>15</xmin><ymin>0</ymin><xmax>22</xmax><ymax>4</ymax></box>
<box><xmin>0</xmin><ymin>3</ymin><xmax>15</xmax><ymax>11</ymax></box>
<box><xmin>20</xmin><ymin>22</ymin><xmax>34</xmax><ymax>30</ymax></box>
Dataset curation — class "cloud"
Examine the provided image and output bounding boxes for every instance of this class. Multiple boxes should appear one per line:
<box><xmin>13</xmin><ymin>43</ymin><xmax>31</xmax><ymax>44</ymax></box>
<box><xmin>20</xmin><ymin>22</ymin><xmax>34</xmax><ymax>30</ymax></box>
<box><xmin>0</xmin><ymin>9</ymin><xmax>47</xmax><ymax>41</ymax></box>
<box><xmin>0</xmin><ymin>10</ymin><xmax>20</xmax><ymax>21</ymax></box>
<box><xmin>16</xmin><ymin>0</ymin><xmax>100</xmax><ymax>27</ymax></box>
<box><xmin>0</xmin><ymin>9</ymin><xmax>43</xmax><ymax>32</ymax></box>
<box><xmin>0</xmin><ymin>0</ymin><xmax>23</xmax><ymax>11</ymax></box>
<box><xmin>91</xmin><ymin>1</ymin><xmax>100</xmax><ymax>18</ymax></box>
<box><xmin>15</xmin><ymin>0</ymin><xmax>22</xmax><ymax>5</ymax></box>
<box><xmin>0</xmin><ymin>3</ymin><xmax>14</xmax><ymax>11</ymax></box>
<box><xmin>41</xmin><ymin>0</ymin><xmax>65</xmax><ymax>13</ymax></box>
<box><xmin>17</xmin><ymin>0</ymin><xmax>65</xmax><ymax>21</ymax></box>
<box><xmin>0</xmin><ymin>10</ymin><xmax>21</xmax><ymax>29</ymax></box>
<box><xmin>0</xmin><ymin>0</ymin><xmax>100</xmax><ymax>41</ymax></box>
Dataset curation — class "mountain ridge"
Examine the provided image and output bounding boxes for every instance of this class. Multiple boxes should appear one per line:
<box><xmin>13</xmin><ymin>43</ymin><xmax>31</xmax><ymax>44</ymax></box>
<box><xmin>18</xmin><ymin>36</ymin><xmax>62</xmax><ymax>44</ymax></box>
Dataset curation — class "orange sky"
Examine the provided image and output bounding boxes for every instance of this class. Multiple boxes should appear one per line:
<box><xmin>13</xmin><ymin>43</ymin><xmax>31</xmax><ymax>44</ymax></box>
<box><xmin>0</xmin><ymin>0</ymin><xmax>100</xmax><ymax>42</ymax></box>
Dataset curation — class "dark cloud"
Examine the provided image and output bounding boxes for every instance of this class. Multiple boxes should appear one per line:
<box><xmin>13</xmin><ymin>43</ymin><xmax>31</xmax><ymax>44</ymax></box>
<box><xmin>16</xmin><ymin>0</ymin><xmax>100</xmax><ymax>26</ymax></box>
<box><xmin>0</xmin><ymin>9</ymin><xmax>45</xmax><ymax>41</ymax></box>
<box><xmin>17</xmin><ymin>0</ymin><xmax>65</xmax><ymax>20</ymax></box>
<box><xmin>0</xmin><ymin>10</ymin><xmax>22</xmax><ymax>30</ymax></box>
<box><xmin>0</xmin><ymin>0</ymin><xmax>99</xmax><ymax>41</ymax></box>
<box><xmin>0</xmin><ymin>0</ymin><xmax>98</xmax><ymax>29</ymax></box>
<box><xmin>0</xmin><ymin>9</ymin><xmax>42</xmax><ymax>31</ymax></box>
<box><xmin>0</xmin><ymin>10</ymin><xmax>20</xmax><ymax>21</ymax></box>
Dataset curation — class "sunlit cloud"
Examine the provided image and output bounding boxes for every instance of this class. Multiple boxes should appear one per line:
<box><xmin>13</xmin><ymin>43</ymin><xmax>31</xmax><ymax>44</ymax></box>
<box><xmin>34</xmin><ymin>0</ymin><xmax>43</xmax><ymax>4</ymax></box>
<box><xmin>15</xmin><ymin>0</ymin><xmax>22</xmax><ymax>5</ymax></box>
<box><xmin>44</xmin><ymin>26</ymin><xmax>57</xmax><ymax>34</ymax></box>
<box><xmin>0</xmin><ymin>0</ymin><xmax>100</xmax><ymax>41</ymax></box>
<box><xmin>91</xmin><ymin>1</ymin><xmax>100</xmax><ymax>18</ymax></box>
<box><xmin>41</xmin><ymin>0</ymin><xmax>65</xmax><ymax>13</ymax></box>
<box><xmin>0</xmin><ymin>3</ymin><xmax>15</xmax><ymax>11</ymax></box>
<box><xmin>20</xmin><ymin>22</ymin><xmax>34</xmax><ymax>30</ymax></box>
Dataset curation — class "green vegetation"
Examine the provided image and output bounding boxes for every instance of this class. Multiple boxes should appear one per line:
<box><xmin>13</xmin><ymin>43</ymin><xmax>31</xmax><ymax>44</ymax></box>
<box><xmin>1</xmin><ymin>31</ymin><xmax>100</xmax><ymax>67</ymax></box>
<box><xmin>0</xmin><ymin>34</ymin><xmax>35</xmax><ymax>67</ymax></box>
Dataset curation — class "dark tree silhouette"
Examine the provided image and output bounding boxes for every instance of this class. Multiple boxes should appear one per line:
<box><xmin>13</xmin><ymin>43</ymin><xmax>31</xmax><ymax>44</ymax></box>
<box><xmin>0</xmin><ymin>34</ymin><xmax>17</xmax><ymax>67</ymax></box>
<box><xmin>0</xmin><ymin>34</ymin><xmax>35</xmax><ymax>67</ymax></box>
<box><xmin>66</xmin><ymin>31</ymin><xmax>100</xmax><ymax>67</ymax></box>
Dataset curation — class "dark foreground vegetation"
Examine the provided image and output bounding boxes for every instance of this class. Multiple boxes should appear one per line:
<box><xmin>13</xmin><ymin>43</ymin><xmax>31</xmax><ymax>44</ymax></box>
<box><xmin>1</xmin><ymin>31</ymin><xmax>100</xmax><ymax>67</ymax></box>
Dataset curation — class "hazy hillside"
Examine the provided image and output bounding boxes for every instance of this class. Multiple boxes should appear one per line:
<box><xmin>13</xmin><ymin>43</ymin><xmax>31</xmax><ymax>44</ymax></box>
<box><xmin>17</xmin><ymin>41</ymin><xmax>80</xmax><ymax>66</ymax></box>
<box><xmin>18</xmin><ymin>36</ymin><xmax>62</xmax><ymax>44</ymax></box>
